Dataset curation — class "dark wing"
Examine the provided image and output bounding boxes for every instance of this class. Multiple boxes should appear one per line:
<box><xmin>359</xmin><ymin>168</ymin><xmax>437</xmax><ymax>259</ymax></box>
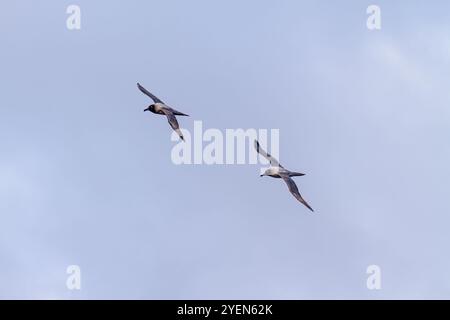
<box><xmin>254</xmin><ymin>140</ymin><xmax>283</xmax><ymax>167</ymax></box>
<box><xmin>137</xmin><ymin>83</ymin><xmax>165</xmax><ymax>104</ymax></box>
<box><xmin>161</xmin><ymin>109</ymin><xmax>184</xmax><ymax>141</ymax></box>
<box><xmin>281</xmin><ymin>176</ymin><xmax>314</xmax><ymax>212</ymax></box>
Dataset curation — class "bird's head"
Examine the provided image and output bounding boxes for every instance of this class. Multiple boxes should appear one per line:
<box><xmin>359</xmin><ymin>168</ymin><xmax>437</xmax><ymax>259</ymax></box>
<box><xmin>260</xmin><ymin>167</ymin><xmax>270</xmax><ymax>177</ymax></box>
<box><xmin>144</xmin><ymin>104</ymin><xmax>155</xmax><ymax>112</ymax></box>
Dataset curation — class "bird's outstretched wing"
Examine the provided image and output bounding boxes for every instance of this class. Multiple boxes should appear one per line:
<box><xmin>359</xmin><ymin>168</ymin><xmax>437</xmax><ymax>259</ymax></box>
<box><xmin>254</xmin><ymin>140</ymin><xmax>283</xmax><ymax>167</ymax></box>
<box><xmin>137</xmin><ymin>83</ymin><xmax>165</xmax><ymax>104</ymax></box>
<box><xmin>161</xmin><ymin>109</ymin><xmax>184</xmax><ymax>141</ymax></box>
<box><xmin>281</xmin><ymin>176</ymin><xmax>314</xmax><ymax>212</ymax></box>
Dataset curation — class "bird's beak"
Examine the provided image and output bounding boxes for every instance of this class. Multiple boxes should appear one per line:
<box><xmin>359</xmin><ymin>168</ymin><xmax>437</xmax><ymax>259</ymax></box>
<box><xmin>144</xmin><ymin>108</ymin><xmax>149</xmax><ymax>112</ymax></box>
<box><xmin>260</xmin><ymin>174</ymin><xmax>264</xmax><ymax>177</ymax></box>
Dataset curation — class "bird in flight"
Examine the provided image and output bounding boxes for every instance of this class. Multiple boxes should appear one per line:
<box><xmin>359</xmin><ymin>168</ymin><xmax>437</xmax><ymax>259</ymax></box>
<box><xmin>137</xmin><ymin>83</ymin><xmax>189</xmax><ymax>141</ymax></box>
<box><xmin>254</xmin><ymin>140</ymin><xmax>314</xmax><ymax>212</ymax></box>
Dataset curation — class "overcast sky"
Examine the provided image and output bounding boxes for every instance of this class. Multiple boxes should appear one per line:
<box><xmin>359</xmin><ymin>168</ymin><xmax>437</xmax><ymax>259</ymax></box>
<box><xmin>1</xmin><ymin>1</ymin><xmax>450</xmax><ymax>299</ymax></box>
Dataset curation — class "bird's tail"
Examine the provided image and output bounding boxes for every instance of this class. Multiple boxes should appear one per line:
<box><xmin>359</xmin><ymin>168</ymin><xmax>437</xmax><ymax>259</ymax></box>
<box><xmin>173</xmin><ymin>111</ymin><xmax>189</xmax><ymax>116</ymax></box>
<box><xmin>289</xmin><ymin>172</ymin><xmax>305</xmax><ymax>177</ymax></box>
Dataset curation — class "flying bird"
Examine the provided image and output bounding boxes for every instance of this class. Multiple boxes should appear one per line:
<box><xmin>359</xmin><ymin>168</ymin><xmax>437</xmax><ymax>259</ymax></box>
<box><xmin>137</xmin><ymin>83</ymin><xmax>189</xmax><ymax>141</ymax></box>
<box><xmin>255</xmin><ymin>140</ymin><xmax>314</xmax><ymax>212</ymax></box>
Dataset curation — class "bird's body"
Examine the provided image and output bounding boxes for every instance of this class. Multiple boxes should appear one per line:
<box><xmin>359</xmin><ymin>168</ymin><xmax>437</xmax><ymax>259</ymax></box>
<box><xmin>148</xmin><ymin>102</ymin><xmax>188</xmax><ymax>116</ymax></box>
<box><xmin>263</xmin><ymin>166</ymin><xmax>282</xmax><ymax>178</ymax></box>
<box><xmin>262</xmin><ymin>166</ymin><xmax>305</xmax><ymax>179</ymax></box>
<box><xmin>137</xmin><ymin>83</ymin><xmax>189</xmax><ymax>141</ymax></box>
<box><xmin>152</xmin><ymin>103</ymin><xmax>165</xmax><ymax>114</ymax></box>
<box><xmin>255</xmin><ymin>140</ymin><xmax>314</xmax><ymax>212</ymax></box>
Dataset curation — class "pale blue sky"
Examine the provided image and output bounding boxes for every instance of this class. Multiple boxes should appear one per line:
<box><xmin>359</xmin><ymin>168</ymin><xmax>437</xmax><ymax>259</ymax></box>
<box><xmin>1</xmin><ymin>1</ymin><xmax>450</xmax><ymax>299</ymax></box>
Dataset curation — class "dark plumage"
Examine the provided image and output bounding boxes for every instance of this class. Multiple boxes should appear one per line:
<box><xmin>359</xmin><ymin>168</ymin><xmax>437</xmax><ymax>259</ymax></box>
<box><xmin>137</xmin><ymin>83</ymin><xmax>189</xmax><ymax>141</ymax></box>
